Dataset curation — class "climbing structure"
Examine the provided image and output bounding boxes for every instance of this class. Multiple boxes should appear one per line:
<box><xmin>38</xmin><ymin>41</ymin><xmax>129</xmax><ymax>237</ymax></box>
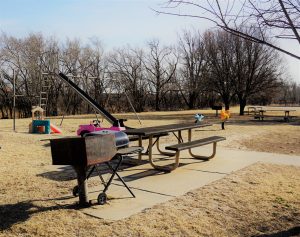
<box><xmin>30</xmin><ymin>106</ymin><xmax>51</xmax><ymax>134</ymax></box>
<box><xmin>39</xmin><ymin>73</ymin><xmax>51</xmax><ymax>113</ymax></box>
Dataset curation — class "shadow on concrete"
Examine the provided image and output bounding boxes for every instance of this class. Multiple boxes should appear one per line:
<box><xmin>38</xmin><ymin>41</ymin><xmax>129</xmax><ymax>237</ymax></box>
<box><xmin>120</xmin><ymin>157</ymin><xmax>228</xmax><ymax>182</ymax></box>
<box><xmin>38</xmin><ymin>157</ymin><xmax>149</xmax><ymax>182</ymax></box>
<box><xmin>121</xmin><ymin>168</ymin><xmax>167</xmax><ymax>182</ymax></box>
<box><xmin>183</xmin><ymin>167</ymin><xmax>229</xmax><ymax>175</ymax></box>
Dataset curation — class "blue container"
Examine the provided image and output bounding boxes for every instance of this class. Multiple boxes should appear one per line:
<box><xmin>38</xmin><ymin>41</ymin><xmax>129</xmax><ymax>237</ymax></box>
<box><xmin>32</xmin><ymin>120</ymin><xmax>51</xmax><ymax>134</ymax></box>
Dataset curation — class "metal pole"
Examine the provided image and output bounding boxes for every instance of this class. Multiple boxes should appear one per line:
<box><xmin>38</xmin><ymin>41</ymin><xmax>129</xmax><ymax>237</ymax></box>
<box><xmin>13</xmin><ymin>69</ymin><xmax>16</xmax><ymax>131</ymax></box>
<box><xmin>124</xmin><ymin>91</ymin><xmax>142</xmax><ymax>125</ymax></box>
<box><xmin>111</xmin><ymin>76</ymin><xmax>143</xmax><ymax>126</ymax></box>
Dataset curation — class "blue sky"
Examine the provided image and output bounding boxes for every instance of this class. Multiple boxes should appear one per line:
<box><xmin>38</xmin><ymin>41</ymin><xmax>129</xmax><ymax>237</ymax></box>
<box><xmin>0</xmin><ymin>0</ymin><xmax>299</xmax><ymax>83</ymax></box>
<box><xmin>0</xmin><ymin>0</ymin><xmax>206</xmax><ymax>46</ymax></box>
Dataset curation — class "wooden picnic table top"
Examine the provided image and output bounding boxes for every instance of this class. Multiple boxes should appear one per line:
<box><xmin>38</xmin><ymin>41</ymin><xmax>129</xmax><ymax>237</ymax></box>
<box><xmin>247</xmin><ymin>106</ymin><xmax>262</xmax><ymax>109</ymax></box>
<box><xmin>124</xmin><ymin>122</ymin><xmax>212</xmax><ymax>137</ymax></box>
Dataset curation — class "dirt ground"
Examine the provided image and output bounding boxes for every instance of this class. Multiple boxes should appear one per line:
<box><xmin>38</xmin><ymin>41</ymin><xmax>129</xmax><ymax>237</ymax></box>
<box><xmin>0</xmin><ymin>107</ymin><xmax>300</xmax><ymax>237</ymax></box>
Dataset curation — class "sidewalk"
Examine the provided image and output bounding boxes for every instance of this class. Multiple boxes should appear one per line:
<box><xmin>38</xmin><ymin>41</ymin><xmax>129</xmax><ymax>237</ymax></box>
<box><xmin>50</xmin><ymin>147</ymin><xmax>300</xmax><ymax>221</ymax></box>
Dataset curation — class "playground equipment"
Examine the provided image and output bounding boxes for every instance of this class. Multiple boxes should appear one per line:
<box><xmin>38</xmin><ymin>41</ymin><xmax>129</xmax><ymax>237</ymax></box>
<box><xmin>29</xmin><ymin>106</ymin><xmax>62</xmax><ymax>134</ymax></box>
<box><xmin>58</xmin><ymin>73</ymin><xmax>128</xmax><ymax>136</ymax></box>
<box><xmin>50</xmin><ymin>123</ymin><xmax>62</xmax><ymax>134</ymax></box>
<box><xmin>30</xmin><ymin>106</ymin><xmax>50</xmax><ymax>134</ymax></box>
<box><xmin>40</xmin><ymin>74</ymin><xmax>51</xmax><ymax>112</ymax></box>
<box><xmin>77</xmin><ymin>120</ymin><xmax>124</xmax><ymax>136</ymax></box>
<box><xmin>2</xmin><ymin>69</ymin><xmax>50</xmax><ymax>131</ymax></box>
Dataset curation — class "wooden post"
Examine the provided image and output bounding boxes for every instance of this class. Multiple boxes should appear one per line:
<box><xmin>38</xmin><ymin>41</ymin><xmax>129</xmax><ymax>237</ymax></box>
<box><xmin>13</xmin><ymin>69</ymin><xmax>16</xmax><ymax>131</ymax></box>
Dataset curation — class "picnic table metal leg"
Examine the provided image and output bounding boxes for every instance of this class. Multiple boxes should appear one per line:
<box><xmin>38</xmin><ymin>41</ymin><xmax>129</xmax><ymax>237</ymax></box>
<box><xmin>284</xmin><ymin>111</ymin><xmax>290</xmax><ymax>122</ymax></box>
<box><xmin>258</xmin><ymin>111</ymin><xmax>264</xmax><ymax>121</ymax></box>
<box><xmin>138</xmin><ymin>136</ymin><xmax>143</xmax><ymax>160</ymax></box>
<box><xmin>178</xmin><ymin>131</ymin><xmax>182</xmax><ymax>143</ymax></box>
<box><xmin>148</xmin><ymin>135</ymin><xmax>179</xmax><ymax>172</ymax></box>
<box><xmin>155</xmin><ymin>131</ymin><xmax>183</xmax><ymax>156</ymax></box>
<box><xmin>156</xmin><ymin>138</ymin><xmax>176</xmax><ymax>156</ymax></box>
<box><xmin>188</xmin><ymin>129</ymin><xmax>217</xmax><ymax>160</ymax></box>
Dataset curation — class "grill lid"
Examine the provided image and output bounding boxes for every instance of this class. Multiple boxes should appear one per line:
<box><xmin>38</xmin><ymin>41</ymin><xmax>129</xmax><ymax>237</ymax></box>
<box><xmin>85</xmin><ymin>130</ymin><xmax>129</xmax><ymax>148</ymax></box>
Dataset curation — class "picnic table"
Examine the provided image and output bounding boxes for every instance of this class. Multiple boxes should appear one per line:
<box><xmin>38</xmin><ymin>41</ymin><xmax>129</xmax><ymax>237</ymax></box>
<box><xmin>246</xmin><ymin>106</ymin><xmax>263</xmax><ymax>115</ymax></box>
<box><xmin>125</xmin><ymin>122</ymin><xmax>225</xmax><ymax>172</ymax></box>
<box><xmin>255</xmin><ymin>109</ymin><xmax>296</xmax><ymax>122</ymax></box>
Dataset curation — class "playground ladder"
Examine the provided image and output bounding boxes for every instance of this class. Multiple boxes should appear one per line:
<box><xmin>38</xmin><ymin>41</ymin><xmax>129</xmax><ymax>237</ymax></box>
<box><xmin>39</xmin><ymin>75</ymin><xmax>51</xmax><ymax>112</ymax></box>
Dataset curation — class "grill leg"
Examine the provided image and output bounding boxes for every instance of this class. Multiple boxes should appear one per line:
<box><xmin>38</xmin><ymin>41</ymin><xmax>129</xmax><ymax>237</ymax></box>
<box><xmin>73</xmin><ymin>166</ymin><xmax>89</xmax><ymax>206</ymax></box>
<box><xmin>108</xmin><ymin>157</ymin><xmax>135</xmax><ymax>198</ymax></box>
<box><xmin>104</xmin><ymin>155</ymin><xmax>135</xmax><ymax>198</ymax></box>
<box><xmin>86</xmin><ymin>166</ymin><xmax>96</xmax><ymax>179</ymax></box>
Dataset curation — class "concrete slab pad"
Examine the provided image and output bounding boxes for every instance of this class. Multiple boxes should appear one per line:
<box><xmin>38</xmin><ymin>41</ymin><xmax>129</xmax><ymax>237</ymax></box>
<box><xmin>48</xmin><ymin>147</ymin><xmax>300</xmax><ymax>221</ymax></box>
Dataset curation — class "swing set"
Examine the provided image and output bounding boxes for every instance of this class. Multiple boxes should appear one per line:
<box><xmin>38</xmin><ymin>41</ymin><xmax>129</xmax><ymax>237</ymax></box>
<box><xmin>55</xmin><ymin>72</ymin><xmax>141</xmax><ymax>136</ymax></box>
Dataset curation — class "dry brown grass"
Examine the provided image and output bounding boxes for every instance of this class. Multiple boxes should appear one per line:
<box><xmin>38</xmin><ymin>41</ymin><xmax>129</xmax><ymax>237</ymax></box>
<box><xmin>0</xmin><ymin>107</ymin><xmax>300</xmax><ymax>236</ymax></box>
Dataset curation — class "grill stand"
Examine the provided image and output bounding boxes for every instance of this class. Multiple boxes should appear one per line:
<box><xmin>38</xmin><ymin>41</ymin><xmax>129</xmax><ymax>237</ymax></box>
<box><xmin>73</xmin><ymin>165</ymin><xmax>90</xmax><ymax>207</ymax></box>
<box><xmin>72</xmin><ymin>147</ymin><xmax>142</xmax><ymax>205</ymax></box>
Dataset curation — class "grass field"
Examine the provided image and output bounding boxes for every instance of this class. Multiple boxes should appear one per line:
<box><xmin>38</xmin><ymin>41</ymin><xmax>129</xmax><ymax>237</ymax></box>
<box><xmin>0</xmin><ymin>107</ymin><xmax>300</xmax><ymax>236</ymax></box>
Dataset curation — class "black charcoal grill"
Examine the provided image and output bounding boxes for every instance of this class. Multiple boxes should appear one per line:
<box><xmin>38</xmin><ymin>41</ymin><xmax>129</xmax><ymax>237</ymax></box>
<box><xmin>50</xmin><ymin>133</ymin><xmax>142</xmax><ymax>206</ymax></box>
<box><xmin>84</xmin><ymin>130</ymin><xmax>129</xmax><ymax>148</ymax></box>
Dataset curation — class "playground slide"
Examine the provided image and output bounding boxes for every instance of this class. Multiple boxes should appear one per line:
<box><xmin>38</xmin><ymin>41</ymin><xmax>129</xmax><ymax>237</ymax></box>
<box><xmin>50</xmin><ymin>123</ymin><xmax>62</xmax><ymax>134</ymax></box>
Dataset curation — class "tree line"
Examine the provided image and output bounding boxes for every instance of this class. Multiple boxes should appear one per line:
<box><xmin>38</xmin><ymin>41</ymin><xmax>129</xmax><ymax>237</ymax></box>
<box><xmin>0</xmin><ymin>29</ymin><xmax>296</xmax><ymax>119</ymax></box>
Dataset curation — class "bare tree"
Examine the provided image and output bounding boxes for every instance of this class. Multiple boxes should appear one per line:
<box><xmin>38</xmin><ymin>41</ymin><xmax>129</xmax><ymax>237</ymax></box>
<box><xmin>0</xmin><ymin>33</ymin><xmax>50</xmax><ymax>116</ymax></box>
<box><xmin>0</xmin><ymin>72</ymin><xmax>12</xmax><ymax>118</ymax></box>
<box><xmin>108</xmin><ymin>46</ymin><xmax>148</xmax><ymax>112</ymax></box>
<box><xmin>156</xmin><ymin>0</ymin><xmax>300</xmax><ymax>59</ymax></box>
<box><xmin>144</xmin><ymin>39</ymin><xmax>178</xmax><ymax>111</ymax></box>
<box><xmin>204</xmin><ymin>29</ymin><xmax>282</xmax><ymax>112</ymax></box>
<box><xmin>232</xmin><ymin>28</ymin><xmax>282</xmax><ymax>114</ymax></box>
<box><xmin>59</xmin><ymin>39</ymin><xmax>84</xmax><ymax>114</ymax></box>
<box><xmin>204</xmin><ymin>31</ymin><xmax>236</xmax><ymax>110</ymax></box>
<box><xmin>278</xmin><ymin>80</ymin><xmax>300</xmax><ymax>105</ymax></box>
<box><xmin>85</xmin><ymin>39</ymin><xmax>108</xmax><ymax>108</ymax></box>
<box><xmin>177</xmin><ymin>29</ymin><xmax>208</xmax><ymax>109</ymax></box>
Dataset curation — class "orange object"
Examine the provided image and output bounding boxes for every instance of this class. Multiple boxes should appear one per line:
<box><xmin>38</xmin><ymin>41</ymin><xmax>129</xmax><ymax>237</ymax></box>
<box><xmin>50</xmin><ymin>124</ymin><xmax>62</xmax><ymax>134</ymax></box>
<box><xmin>37</xmin><ymin>126</ymin><xmax>45</xmax><ymax>133</ymax></box>
<box><xmin>220</xmin><ymin>110</ymin><xmax>230</xmax><ymax>121</ymax></box>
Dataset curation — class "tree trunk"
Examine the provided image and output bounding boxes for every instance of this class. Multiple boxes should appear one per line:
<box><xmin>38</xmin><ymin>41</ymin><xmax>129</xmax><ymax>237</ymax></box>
<box><xmin>222</xmin><ymin>95</ymin><xmax>231</xmax><ymax>111</ymax></box>
<box><xmin>155</xmin><ymin>91</ymin><xmax>160</xmax><ymax>111</ymax></box>
<box><xmin>188</xmin><ymin>93</ymin><xmax>196</xmax><ymax>109</ymax></box>
<box><xmin>223</xmin><ymin>98</ymin><xmax>230</xmax><ymax>110</ymax></box>
<box><xmin>239</xmin><ymin>98</ymin><xmax>247</xmax><ymax>115</ymax></box>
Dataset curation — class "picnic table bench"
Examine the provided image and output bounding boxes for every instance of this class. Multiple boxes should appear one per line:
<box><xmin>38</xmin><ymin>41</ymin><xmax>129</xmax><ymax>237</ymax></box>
<box><xmin>254</xmin><ymin>109</ymin><xmax>296</xmax><ymax>122</ymax></box>
<box><xmin>165</xmin><ymin>136</ymin><xmax>226</xmax><ymax>164</ymax></box>
<box><xmin>125</xmin><ymin>123</ymin><xmax>226</xmax><ymax>172</ymax></box>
